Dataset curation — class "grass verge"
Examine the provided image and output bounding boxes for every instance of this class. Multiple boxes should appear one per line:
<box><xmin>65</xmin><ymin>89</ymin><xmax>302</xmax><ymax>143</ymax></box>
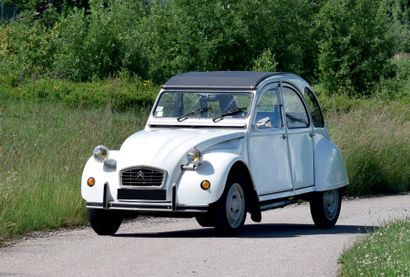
<box><xmin>339</xmin><ymin>219</ymin><xmax>410</xmax><ymax>276</ymax></box>
<box><xmin>325</xmin><ymin>99</ymin><xmax>410</xmax><ymax>195</ymax></box>
<box><xmin>0</xmin><ymin>94</ymin><xmax>149</xmax><ymax>242</ymax></box>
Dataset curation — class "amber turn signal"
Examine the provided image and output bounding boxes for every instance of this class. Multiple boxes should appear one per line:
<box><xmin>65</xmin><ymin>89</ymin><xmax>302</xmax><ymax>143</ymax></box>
<box><xmin>200</xmin><ymin>180</ymin><xmax>211</xmax><ymax>190</ymax></box>
<box><xmin>87</xmin><ymin>177</ymin><xmax>95</xmax><ymax>187</ymax></box>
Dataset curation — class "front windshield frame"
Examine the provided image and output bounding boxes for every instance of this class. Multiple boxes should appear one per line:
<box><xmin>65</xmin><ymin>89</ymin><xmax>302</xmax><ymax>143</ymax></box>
<box><xmin>152</xmin><ymin>90</ymin><xmax>254</xmax><ymax>121</ymax></box>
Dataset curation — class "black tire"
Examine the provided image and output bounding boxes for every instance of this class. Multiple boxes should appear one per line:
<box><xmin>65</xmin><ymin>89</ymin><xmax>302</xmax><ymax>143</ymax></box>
<box><xmin>195</xmin><ymin>214</ymin><xmax>214</xmax><ymax>227</ymax></box>
<box><xmin>212</xmin><ymin>174</ymin><xmax>247</xmax><ymax>235</ymax></box>
<box><xmin>87</xmin><ymin>208</ymin><xmax>122</xmax><ymax>235</ymax></box>
<box><xmin>310</xmin><ymin>189</ymin><xmax>342</xmax><ymax>228</ymax></box>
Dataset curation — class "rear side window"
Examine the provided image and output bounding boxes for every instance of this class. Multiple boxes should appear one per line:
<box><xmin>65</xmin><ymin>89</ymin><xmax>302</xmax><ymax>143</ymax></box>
<box><xmin>304</xmin><ymin>88</ymin><xmax>325</xmax><ymax>128</ymax></box>
<box><xmin>282</xmin><ymin>86</ymin><xmax>309</xmax><ymax>129</ymax></box>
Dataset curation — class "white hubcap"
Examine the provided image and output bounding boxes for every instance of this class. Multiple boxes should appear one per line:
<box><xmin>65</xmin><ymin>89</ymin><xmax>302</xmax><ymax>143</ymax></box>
<box><xmin>323</xmin><ymin>190</ymin><xmax>339</xmax><ymax>220</ymax></box>
<box><xmin>225</xmin><ymin>183</ymin><xmax>245</xmax><ymax>228</ymax></box>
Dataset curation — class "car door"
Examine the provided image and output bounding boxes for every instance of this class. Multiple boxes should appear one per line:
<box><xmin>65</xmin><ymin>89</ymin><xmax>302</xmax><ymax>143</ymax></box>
<box><xmin>282</xmin><ymin>85</ymin><xmax>314</xmax><ymax>190</ymax></box>
<box><xmin>249</xmin><ymin>83</ymin><xmax>293</xmax><ymax>195</ymax></box>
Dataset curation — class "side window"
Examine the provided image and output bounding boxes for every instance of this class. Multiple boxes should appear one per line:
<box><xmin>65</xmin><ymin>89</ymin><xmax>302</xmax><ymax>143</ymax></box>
<box><xmin>304</xmin><ymin>88</ymin><xmax>325</xmax><ymax>128</ymax></box>
<box><xmin>255</xmin><ymin>87</ymin><xmax>282</xmax><ymax>128</ymax></box>
<box><xmin>282</xmin><ymin>86</ymin><xmax>309</xmax><ymax>129</ymax></box>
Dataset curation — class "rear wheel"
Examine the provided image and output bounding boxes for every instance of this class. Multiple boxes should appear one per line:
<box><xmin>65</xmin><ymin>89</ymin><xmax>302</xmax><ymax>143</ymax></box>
<box><xmin>87</xmin><ymin>208</ymin><xmax>122</xmax><ymax>235</ymax></box>
<box><xmin>310</xmin><ymin>189</ymin><xmax>342</xmax><ymax>228</ymax></box>
<box><xmin>213</xmin><ymin>176</ymin><xmax>247</xmax><ymax>235</ymax></box>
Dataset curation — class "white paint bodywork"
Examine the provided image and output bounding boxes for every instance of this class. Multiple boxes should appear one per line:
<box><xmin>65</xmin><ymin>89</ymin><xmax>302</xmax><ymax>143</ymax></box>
<box><xmin>81</xmin><ymin>73</ymin><xmax>348</xmax><ymax>213</ymax></box>
<box><xmin>82</xmin><ymin>129</ymin><xmax>246</xmax><ymax>207</ymax></box>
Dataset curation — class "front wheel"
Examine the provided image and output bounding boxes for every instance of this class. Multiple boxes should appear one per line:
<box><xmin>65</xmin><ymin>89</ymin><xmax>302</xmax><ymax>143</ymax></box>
<box><xmin>213</xmin><ymin>176</ymin><xmax>247</xmax><ymax>235</ymax></box>
<box><xmin>195</xmin><ymin>214</ymin><xmax>214</xmax><ymax>227</ymax></box>
<box><xmin>87</xmin><ymin>208</ymin><xmax>122</xmax><ymax>235</ymax></box>
<box><xmin>310</xmin><ymin>189</ymin><xmax>342</xmax><ymax>228</ymax></box>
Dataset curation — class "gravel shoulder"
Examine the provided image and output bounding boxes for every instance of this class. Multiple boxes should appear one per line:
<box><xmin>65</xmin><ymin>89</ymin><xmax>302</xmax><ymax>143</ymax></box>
<box><xmin>1</xmin><ymin>194</ymin><xmax>409</xmax><ymax>277</ymax></box>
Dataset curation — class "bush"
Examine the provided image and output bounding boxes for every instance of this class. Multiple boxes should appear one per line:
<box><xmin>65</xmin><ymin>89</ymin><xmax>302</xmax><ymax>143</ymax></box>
<box><xmin>53</xmin><ymin>0</ymin><xmax>146</xmax><ymax>81</ymax></box>
<box><xmin>251</xmin><ymin>49</ymin><xmax>278</xmax><ymax>72</ymax></box>
<box><xmin>0</xmin><ymin>19</ymin><xmax>58</xmax><ymax>85</ymax></box>
<box><xmin>375</xmin><ymin>58</ymin><xmax>410</xmax><ymax>99</ymax></box>
<box><xmin>0</xmin><ymin>76</ymin><xmax>158</xmax><ymax>111</ymax></box>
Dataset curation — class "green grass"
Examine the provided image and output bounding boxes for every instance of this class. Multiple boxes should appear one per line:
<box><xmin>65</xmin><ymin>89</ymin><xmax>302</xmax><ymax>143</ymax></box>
<box><xmin>0</xmin><ymin>94</ymin><xmax>149</xmax><ymax>242</ymax></box>
<box><xmin>326</xmin><ymin>99</ymin><xmax>410</xmax><ymax>195</ymax></box>
<box><xmin>339</xmin><ymin>219</ymin><xmax>410</xmax><ymax>277</ymax></box>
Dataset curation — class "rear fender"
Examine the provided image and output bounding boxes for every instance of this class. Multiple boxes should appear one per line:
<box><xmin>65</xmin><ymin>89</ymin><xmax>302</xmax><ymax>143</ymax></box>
<box><xmin>314</xmin><ymin>136</ymin><xmax>349</xmax><ymax>191</ymax></box>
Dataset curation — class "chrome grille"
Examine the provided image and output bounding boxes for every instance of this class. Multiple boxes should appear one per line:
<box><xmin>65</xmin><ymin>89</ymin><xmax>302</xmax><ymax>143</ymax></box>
<box><xmin>120</xmin><ymin>167</ymin><xmax>165</xmax><ymax>187</ymax></box>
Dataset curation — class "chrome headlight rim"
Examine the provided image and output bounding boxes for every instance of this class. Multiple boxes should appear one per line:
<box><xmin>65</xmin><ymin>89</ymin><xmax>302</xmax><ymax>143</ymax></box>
<box><xmin>186</xmin><ymin>147</ymin><xmax>202</xmax><ymax>166</ymax></box>
<box><xmin>93</xmin><ymin>145</ymin><xmax>109</xmax><ymax>163</ymax></box>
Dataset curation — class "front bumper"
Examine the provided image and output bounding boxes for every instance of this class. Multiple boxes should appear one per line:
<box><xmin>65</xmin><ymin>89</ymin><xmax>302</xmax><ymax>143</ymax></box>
<box><xmin>85</xmin><ymin>182</ymin><xmax>208</xmax><ymax>214</ymax></box>
<box><xmin>86</xmin><ymin>202</ymin><xmax>208</xmax><ymax>213</ymax></box>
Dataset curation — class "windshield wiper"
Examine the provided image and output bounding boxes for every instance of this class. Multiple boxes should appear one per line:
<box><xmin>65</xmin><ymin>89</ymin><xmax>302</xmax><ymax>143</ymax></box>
<box><xmin>212</xmin><ymin>107</ymin><xmax>246</xmax><ymax>122</ymax></box>
<box><xmin>177</xmin><ymin>107</ymin><xmax>209</xmax><ymax>122</ymax></box>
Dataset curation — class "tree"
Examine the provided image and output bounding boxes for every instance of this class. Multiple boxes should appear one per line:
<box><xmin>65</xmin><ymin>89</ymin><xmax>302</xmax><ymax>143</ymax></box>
<box><xmin>237</xmin><ymin>0</ymin><xmax>319</xmax><ymax>80</ymax></box>
<box><xmin>388</xmin><ymin>0</ymin><xmax>410</xmax><ymax>53</ymax></box>
<box><xmin>317</xmin><ymin>0</ymin><xmax>396</xmax><ymax>96</ymax></box>
<box><xmin>137</xmin><ymin>0</ymin><xmax>249</xmax><ymax>83</ymax></box>
<box><xmin>5</xmin><ymin>0</ymin><xmax>89</xmax><ymax>13</ymax></box>
<box><xmin>138</xmin><ymin>0</ymin><xmax>320</xmax><ymax>83</ymax></box>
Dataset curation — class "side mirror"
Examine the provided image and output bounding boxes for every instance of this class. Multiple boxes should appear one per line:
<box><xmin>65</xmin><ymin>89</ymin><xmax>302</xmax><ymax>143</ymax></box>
<box><xmin>255</xmin><ymin>117</ymin><xmax>272</xmax><ymax>129</ymax></box>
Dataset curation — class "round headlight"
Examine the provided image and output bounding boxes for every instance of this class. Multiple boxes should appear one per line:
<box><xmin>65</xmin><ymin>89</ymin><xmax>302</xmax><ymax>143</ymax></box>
<box><xmin>93</xmin><ymin>145</ymin><xmax>109</xmax><ymax>163</ymax></box>
<box><xmin>187</xmin><ymin>148</ymin><xmax>202</xmax><ymax>165</ymax></box>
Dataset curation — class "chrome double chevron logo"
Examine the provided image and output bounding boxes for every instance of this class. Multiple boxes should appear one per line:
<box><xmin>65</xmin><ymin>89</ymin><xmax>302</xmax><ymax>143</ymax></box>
<box><xmin>136</xmin><ymin>170</ymin><xmax>145</xmax><ymax>180</ymax></box>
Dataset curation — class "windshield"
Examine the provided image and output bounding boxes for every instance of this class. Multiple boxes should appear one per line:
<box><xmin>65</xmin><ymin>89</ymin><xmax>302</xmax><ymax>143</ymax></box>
<box><xmin>153</xmin><ymin>91</ymin><xmax>252</xmax><ymax>121</ymax></box>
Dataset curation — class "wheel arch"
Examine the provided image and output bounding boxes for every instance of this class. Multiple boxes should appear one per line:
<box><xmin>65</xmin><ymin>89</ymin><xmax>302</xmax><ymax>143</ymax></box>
<box><xmin>227</xmin><ymin>161</ymin><xmax>261</xmax><ymax>222</ymax></box>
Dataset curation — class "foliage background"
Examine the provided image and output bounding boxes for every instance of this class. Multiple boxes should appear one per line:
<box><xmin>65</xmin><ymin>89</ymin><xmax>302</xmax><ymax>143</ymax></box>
<box><xmin>0</xmin><ymin>0</ymin><xmax>409</xmax><ymax>96</ymax></box>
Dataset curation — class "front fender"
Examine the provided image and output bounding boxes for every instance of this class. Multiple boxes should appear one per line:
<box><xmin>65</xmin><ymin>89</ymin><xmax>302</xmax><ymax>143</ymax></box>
<box><xmin>81</xmin><ymin>150</ymin><xmax>120</xmax><ymax>203</ymax></box>
<box><xmin>176</xmin><ymin>152</ymin><xmax>243</xmax><ymax>206</ymax></box>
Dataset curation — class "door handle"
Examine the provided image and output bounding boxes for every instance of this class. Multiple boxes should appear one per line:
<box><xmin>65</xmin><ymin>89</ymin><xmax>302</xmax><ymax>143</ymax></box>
<box><xmin>310</xmin><ymin>132</ymin><xmax>315</xmax><ymax>137</ymax></box>
<box><xmin>281</xmin><ymin>134</ymin><xmax>287</xmax><ymax>140</ymax></box>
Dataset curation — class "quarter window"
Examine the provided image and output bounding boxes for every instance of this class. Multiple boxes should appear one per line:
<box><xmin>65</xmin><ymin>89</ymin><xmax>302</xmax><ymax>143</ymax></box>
<box><xmin>282</xmin><ymin>86</ymin><xmax>309</xmax><ymax>129</ymax></box>
<box><xmin>304</xmin><ymin>88</ymin><xmax>325</xmax><ymax>128</ymax></box>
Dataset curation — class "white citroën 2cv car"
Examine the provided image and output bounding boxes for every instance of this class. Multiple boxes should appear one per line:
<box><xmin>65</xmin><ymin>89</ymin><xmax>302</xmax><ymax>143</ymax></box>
<box><xmin>81</xmin><ymin>71</ymin><xmax>348</xmax><ymax>235</ymax></box>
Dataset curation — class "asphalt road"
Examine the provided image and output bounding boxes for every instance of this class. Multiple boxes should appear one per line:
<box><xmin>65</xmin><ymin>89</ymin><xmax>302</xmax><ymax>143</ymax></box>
<box><xmin>1</xmin><ymin>194</ymin><xmax>409</xmax><ymax>277</ymax></box>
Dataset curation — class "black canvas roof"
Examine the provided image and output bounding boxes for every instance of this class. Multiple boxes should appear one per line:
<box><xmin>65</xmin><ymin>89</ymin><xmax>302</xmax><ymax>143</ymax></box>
<box><xmin>162</xmin><ymin>71</ymin><xmax>280</xmax><ymax>90</ymax></box>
